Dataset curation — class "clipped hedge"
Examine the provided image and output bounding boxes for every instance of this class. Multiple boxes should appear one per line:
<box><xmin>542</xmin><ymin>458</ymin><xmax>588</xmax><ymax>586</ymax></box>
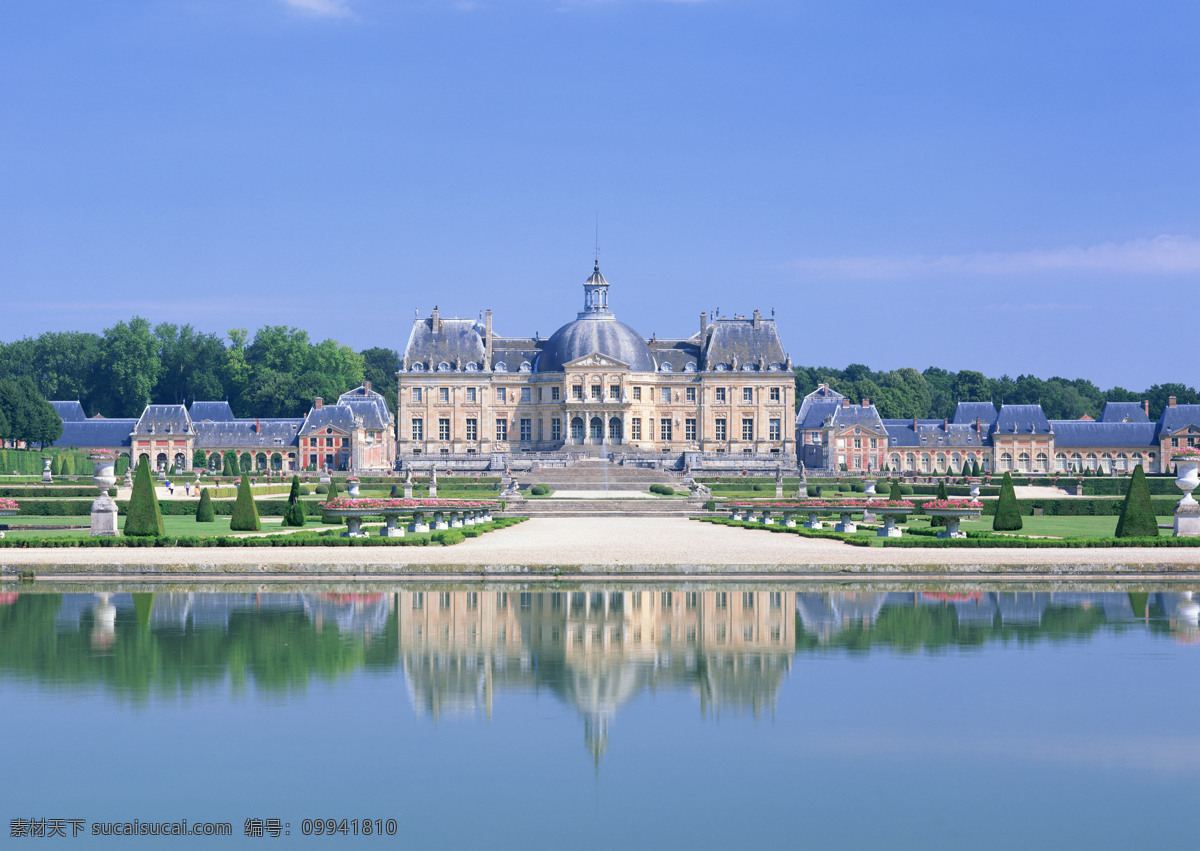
<box><xmin>0</xmin><ymin>486</ymin><xmax>113</xmax><ymax>498</ymax></box>
<box><xmin>882</xmin><ymin>535</ymin><xmax>1200</xmax><ymax>549</ymax></box>
<box><xmin>698</xmin><ymin>517</ymin><xmax>871</xmax><ymax>546</ymax></box>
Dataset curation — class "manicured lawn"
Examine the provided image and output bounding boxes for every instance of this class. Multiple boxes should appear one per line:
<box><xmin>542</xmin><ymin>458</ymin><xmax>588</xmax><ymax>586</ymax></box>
<box><xmin>1</xmin><ymin>515</ymin><xmax>345</xmax><ymax>541</ymax></box>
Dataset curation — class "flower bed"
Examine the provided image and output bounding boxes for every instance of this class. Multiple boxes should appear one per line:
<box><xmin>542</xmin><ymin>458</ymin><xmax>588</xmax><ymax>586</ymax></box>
<box><xmin>321</xmin><ymin>497</ymin><xmax>499</xmax><ymax>511</ymax></box>
<box><xmin>0</xmin><ymin>497</ymin><xmax>18</xmax><ymax>512</ymax></box>
<box><xmin>922</xmin><ymin>499</ymin><xmax>983</xmax><ymax>510</ymax></box>
<box><xmin>725</xmin><ymin>499</ymin><xmax>915</xmax><ymax>510</ymax></box>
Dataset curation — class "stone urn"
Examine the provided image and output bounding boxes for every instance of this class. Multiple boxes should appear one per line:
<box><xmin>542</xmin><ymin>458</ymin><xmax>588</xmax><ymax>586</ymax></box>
<box><xmin>89</xmin><ymin>452</ymin><xmax>120</xmax><ymax>537</ymax></box>
<box><xmin>347</xmin><ymin>478</ymin><xmax>361</xmax><ymax>497</ymax></box>
<box><xmin>1172</xmin><ymin>455</ymin><xmax>1200</xmax><ymax>537</ymax></box>
<box><xmin>42</xmin><ymin>457</ymin><xmax>53</xmax><ymax>483</ymax></box>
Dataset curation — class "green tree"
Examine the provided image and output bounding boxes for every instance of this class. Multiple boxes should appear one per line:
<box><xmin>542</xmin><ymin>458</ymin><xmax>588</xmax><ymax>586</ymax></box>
<box><xmin>930</xmin><ymin>478</ymin><xmax>949</xmax><ymax>527</ymax></box>
<box><xmin>124</xmin><ymin>459</ymin><xmax>165</xmax><ymax>537</ymax></box>
<box><xmin>239</xmin><ymin>452</ymin><xmax>252</xmax><ymax>474</ymax></box>
<box><xmin>951</xmin><ymin>369</ymin><xmax>990</xmax><ymax>403</ymax></box>
<box><xmin>195</xmin><ymin>488</ymin><xmax>215</xmax><ymax>522</ymax></box>
<box><xmin>359</xmin><ymin>346</ymin><xmax>400</xmax><ymax>413</ymax></box>
<box><xmin>222</xmin><ymin>451</ymin><xmax>238</xmax><ymax>477</ymax></box>
<box><xmin>153</xmin><ymin>323</ymin><xmax>228</xmax><ymax>405</ymax></box>
<box><xmin>283</xmin><ymin>474</ymin><xmax>306</xmax><ymax>527</ymax></box>
<box><xmin>229</xmin><ymin>475</ymin><xmax>261</xmax><ymax>532</ymax></box>
<box><xmin>1115</xmin><ymin>464</ymin><xmax>1159</xmax><ymax>538</ymax></box>
<box><xmin>993</xmin><ymin>471</ymin><xmax>1023</xmax><ymax>531</ymax></box>
<box><xmin>98</xmin><ymin>317</ymin><xmax>162</xmax><ymax>417</ymax></box>
<box><xmin>0</xmin><ymin>377</ymin><xmax>63</xmax><ymax>446</ymax></box>
<box><xmin>193</xmin><ymin>449</ymin><xmax>207</xmax><ymax>469</ymax></box>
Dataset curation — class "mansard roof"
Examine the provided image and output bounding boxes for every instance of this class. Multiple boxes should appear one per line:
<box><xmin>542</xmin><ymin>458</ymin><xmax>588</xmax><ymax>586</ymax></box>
<box><xmin>1050</xmin><ymin>420</ymin><xmax>1158</xmax><ymax>449</ymax></box>
<box><xmin>336</xmin><ymin>385</ymin><xmax>394</xmax><ymax>430</ymax></box>
<box><xmin>491</xmin><ymin>339</ymin><xmax>541</xmax><ymax>373</ymax></box>
<box><xmin>882</xmin><ymin>419</ymin><xmax>986</xmax><ymax>448</ymax></box>
<box><xmin>952</xmin><ymin>402</ymin><xmax>998</xmax><ymax>427</ymax></box>
<box><xmin>299</xmin><ymin>404</ymin><xmax>357</xmax><ymax>435</ymax></box>
<box><xmin>1099</xmin><ymin>402</ymin><xmax>1149</xmax><ymax>423</ymax></box>
<box><xmin>133</xmin><ymin>404</ymin><xmax>193</xmax><ymax>436</ymax></box>
<box><xmin>700</xmin><ymin>315</ymin><xmax>787</xmax><ymax>372</ymax></box>
<box><xmin>830</xmin><ymin>403</ymin><xmax>886</xmax><ymax>432</ymax></box>
<box><xmin>189</xmin><ymin>401</ymin><xmax>236</xmax><ymax>422</ymax></box>
<box><xmin>403</xmin><ymin>316</ymin><xmax>487</xmax><ymax>371</ymax></box>
<box><xmin>796</xmin><ymin>399</ymin><xmax>843</xmax><ymax>430</ymax></box>
<box><xmin>55</xmin><ymin>418</ymin><xmax>137</xmax><ymax>448</ymax></box>
<box><xmin>648</xmin><ymin>339</ymin><xmax>701</xmax><ymax>373</ymax></box>
<box><xmin>193</xmin><ymin>419</ymin><xmax>303</xmax><ymax>449</ymax></box>
<box><xmin>1158</xmin><ymin>404</ymin><xmax>1200</xmax><ymax>434</ymax></box>
<box><xmin>994</xmin><ymin>404</ymin><xmax>1052</xmax><ymax>435</ymax></box>
<box><xmin>50</xmin><ymin>401</ymin><xmax>87</xmax><ymax>421</ymax></box>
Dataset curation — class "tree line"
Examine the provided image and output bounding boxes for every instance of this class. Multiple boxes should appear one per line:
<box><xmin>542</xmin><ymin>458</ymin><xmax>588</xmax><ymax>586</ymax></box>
<box><xmin>0</xmin><ymin>318</ymin><xmax>401</xmax><ymax>423</ymax></box>
<box><xmin>794</xmin><ymin>364</ymin><xmax>1199</xmax><ymax>421</ymax></box>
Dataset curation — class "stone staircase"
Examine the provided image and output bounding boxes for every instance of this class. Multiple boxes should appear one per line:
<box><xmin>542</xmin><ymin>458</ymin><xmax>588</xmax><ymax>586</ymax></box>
<box><xmin>502</xmin><ymin>498</ymin><xmax>698</xmax><ymax>517</ymax></box>
<box><xmin>497</xmin><ymin>458</ymin><xmax>701</xmax><ymax>516</ymax></box>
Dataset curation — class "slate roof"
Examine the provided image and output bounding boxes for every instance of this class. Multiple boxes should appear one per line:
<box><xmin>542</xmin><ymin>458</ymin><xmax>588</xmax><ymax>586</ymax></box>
<box><xmin>189</xmin><ymin>401</ymin><xmax>236</xmax><ymax>422</ymax></box>
<box><xmin>50</xmin><ymin>401</ymin><xmax>87</xmax><ymax>421</ymax></box>
<box><xmin>994</xmin><ymin>404</ymin><xmax>1052</xmax><ymax>435</ymax></box>
<box><xmin>491</xmin><ymin>339</ymin><xmax>541</xmax><ymax>373</ymax></box>
<box><xmin>54</xmin><ymin>418</ymin><xmax>137</xmax><ymax>448</ymax></box>
<box><xmin>1099</xmin><ymin>402</ymin><xmax>1149</xmax><ymax>423</ymax></box>
<box><xmin>536</xmin><ymin>316</ymin><xmax>655</xmax><ymax>373</ymax></box>
<box><xmin>1158</xmin><ymin>404</ymin><xmax>1200</xmax><ymax>434</ymax></box>
<box><xmin>133</xmin><ymin>405</ymin><xmax>193</xmax><ymax>436</ymax></box>
<box><xmin>700</xmin><ymin>316</ymin><xmax>787</xmax><ymax>372</ymax></box>
<box><xmin>831</xmin><ymin>403</ymin><xmax>886</xmax><ymax>432</ymax></box>
<box><xmin>299</xmin><ymin>405</ymin><xmax>357</xmax><ymax>435</ymax></box>
<box><xmin>1050</xmin><ymin>421</ymin><xmax>1158</xmax><ymax>449</ymax></box>
<box><xmin>882</xmin><ymin>420</ymin><xmax>986</xmax><ymax>448</ymax></box>
<box><xmin>952</xmin><ymin>402</ymin><xmax>998</xmax><ymax>427</ymax></box>
<box><xmin>648</xmin><ymin>339</ymin><xmax>701</xmax><ymax>373</ymax></box>
<box><xmin>402</xmin><ymin>317</ymin><xmax>487</xmax><ymax>371</ymax></box>
<box><xmin>193</xmin><ymin>419</ymin><xmax>303</xmax><ymax>449</ymax></box>
<box><xmin>336</xmin><ymin>385</ymin><xmax>394</xmax><ymax>429</ymax></box>
<box><xmin>795</xmin><ymin>385</ymin><xmax>845</xmax><ymax>428</ymax></box>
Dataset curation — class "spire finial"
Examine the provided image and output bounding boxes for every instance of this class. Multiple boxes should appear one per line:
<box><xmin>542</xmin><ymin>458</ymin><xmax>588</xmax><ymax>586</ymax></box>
<box><xmin>594</xmin><ymin>211</ymin><xmax>600</xmax><ymax>269</ymax></box>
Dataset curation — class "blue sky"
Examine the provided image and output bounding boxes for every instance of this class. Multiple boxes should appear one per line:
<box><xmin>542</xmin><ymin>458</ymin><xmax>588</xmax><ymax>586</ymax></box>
<box><xmin>2</xmin><ymin>0</ymin><xmax>1197</xmax><ymax>390</ymax></box>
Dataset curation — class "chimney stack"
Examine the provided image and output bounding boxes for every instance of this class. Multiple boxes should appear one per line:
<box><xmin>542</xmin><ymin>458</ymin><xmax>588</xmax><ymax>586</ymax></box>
<box><xmin>1144</xmin><ymin>400</ymin><xmax>1150</xmax><ymax>416</ymax></box>
<box><xmin>364</xmin><ymin>380</ymin><xmax>371</xmax><ymax>394</ymax></box>
<box><xmin>912</xmin><ymin>418</ymin><xmax>918</xmax><ymax>430</ymax></box>
<box><xmin>841</xmin><ymin>398</ymin><xmax>850</xmax><ymax>408</ymax></box>
<box><xmin>315</xmin><ymin>397</ymin><xmax>323</xmax><ymax>409</ymax></box>
<box><xmin>862</xmin><ymin>398</ymin><xmax>870</xmax><ymax>408</ymax></box>
<box><xmin>752</xmin><ymin>309</ymin><xmax>761</xmax><ymax>328</ymax></box>
<box><xmin>943</xmin><ymin>418</ymin><xmax>949</xmax><ymax>430</ymax></box>
<box><xmin>700</xmin><ymin>312</ymin><xmax>707</xmax><ymax>340</ymax></box>
<box><xmin>1169</xmin><ymin>395</ymin><xmax>1177</xmax><ymax>408</ymax></box>
<box><xmin>485</xmin><ymin>309</ymin><xmax>493</xmax><ymax>368</ymax></box>
<box><xmin>431</xmin><ymin>306</ymin><xmax>440</xmax><ymax>333</ymax></box>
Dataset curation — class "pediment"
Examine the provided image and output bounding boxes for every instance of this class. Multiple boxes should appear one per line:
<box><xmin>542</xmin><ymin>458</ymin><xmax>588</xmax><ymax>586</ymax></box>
<box><xmin>563</xmin><ymin>351</ymin><xmax>631</xmax><ymax>370</ymax></box>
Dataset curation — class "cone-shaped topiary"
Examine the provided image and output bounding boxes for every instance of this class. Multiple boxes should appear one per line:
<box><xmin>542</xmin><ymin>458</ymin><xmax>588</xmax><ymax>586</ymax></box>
<box><xmin>961</xmin><ymin>459</ymin><xmax>971</xmax><ymax>477</ymax></box>
<box><xmin>283</xmin><ymin>474</ymin><xmax>306</xmax><ymax>527</ymax></box>
<box><xmin>50</xmin><ymin>455</ymin><xmax>61</xmax><ymax>477</ymax></box>
<box><xmin>321</xmin><ymin>478</ymin><xmax>341</xmax><ymax>524</ymax></box>
<box><xmin>993</xmin><ymin>471</ymin><xmax>1023</xmax><ymax>531</ymax></box>
<box><xmin>195</xmin><ymin>487</ymin><xmax>215</xmax><ymax>522</ymax></box>
<box><xmin>1115</xmin><ymin>463</ymin><xmax>1159</xmax><ymax>538</ymax></box>
<box><xmin>124</xmin><ymin>458</ymin><xmax>165</xmax><ymax>537</ymax></box>
<box><xmin>222</xmin><ymin>451</ymin><xmax>236</xmax><ymax>477</ymax></box>
<box><xmin>889</xmin><ymin>479</ymin><xmax>904</xmax><ymax>500</ymax></box>
<box><xmin>229</xmin><ymin>475</ymin><xmax>261</xmax><ymax>531</ymax></box>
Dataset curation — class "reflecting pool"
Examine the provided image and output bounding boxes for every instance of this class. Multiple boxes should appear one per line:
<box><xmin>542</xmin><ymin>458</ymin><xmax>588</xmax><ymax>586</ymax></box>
<box><xmin>2</xmin><ymin>583</ymin><xmax>1198</xmax><ymax>847</ymax></box>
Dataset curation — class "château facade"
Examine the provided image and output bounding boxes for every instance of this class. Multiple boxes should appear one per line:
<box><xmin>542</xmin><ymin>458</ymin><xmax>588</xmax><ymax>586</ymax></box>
<box><xmin>397</xmin><ymin>262</ymin><xmax>797</xmax><ymax>467</ymax></box>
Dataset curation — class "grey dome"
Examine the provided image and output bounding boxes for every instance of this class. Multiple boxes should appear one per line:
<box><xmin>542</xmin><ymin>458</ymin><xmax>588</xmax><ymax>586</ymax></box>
<box><xmin>535</xmin><ymin>317</ymin><xmax>656</xmax><ymax>372</ymax></box>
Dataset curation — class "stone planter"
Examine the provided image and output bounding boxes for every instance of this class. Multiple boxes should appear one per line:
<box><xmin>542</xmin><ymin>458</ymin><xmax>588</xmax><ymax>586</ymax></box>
<box><xmin>874</xmin><ymin>507</ymin><xmax>911</xmax><ymax>538</ymax></box>
<box><xmin>347</xmin><ymin>480</ymin><xmax>361</xmax><ymax>497</ymax></box>
<box><xmin>1173</xmin><ymin>457</ymin><xmax>1200</xmax><ymax>537</ymax></box>
<box><xmin>409</xmin><ymin>512</ymin><xmax>430</xmax><ymax>534</ymax></box>
<box><xmin>89</xmin><ymin>454</ymin><xmax>120</xmax><ymax>537</ymax></box>
<box><xmin>321</xmin><ymin>508</ymin><xmax>405</xmax><ymax>538</ymax></box>
<box><xmin>923</xmin><ymin>506</ymin><xmax>983</xmax><ymax>539</ymax></box>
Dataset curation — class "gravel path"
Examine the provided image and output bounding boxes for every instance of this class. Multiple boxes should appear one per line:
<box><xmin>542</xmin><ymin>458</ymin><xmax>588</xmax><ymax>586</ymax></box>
<box><xmin>2</xmin><ymin>517</ymin><xmax>1199</xmax><ymax>569</ymax></box>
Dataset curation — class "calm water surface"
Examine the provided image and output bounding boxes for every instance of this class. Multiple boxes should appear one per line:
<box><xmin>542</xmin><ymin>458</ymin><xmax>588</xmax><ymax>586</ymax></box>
<box><xmin>2</xmin><ymin>582</ymin><xmax>1198</xmax><ymax>848</ymax></box>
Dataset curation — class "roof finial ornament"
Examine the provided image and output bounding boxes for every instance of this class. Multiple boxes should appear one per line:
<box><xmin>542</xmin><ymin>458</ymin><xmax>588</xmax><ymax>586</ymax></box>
<box><xmin>594</xmin><ymin>210</ymin><xmax>600</xmax><ymax>270</ymax></box>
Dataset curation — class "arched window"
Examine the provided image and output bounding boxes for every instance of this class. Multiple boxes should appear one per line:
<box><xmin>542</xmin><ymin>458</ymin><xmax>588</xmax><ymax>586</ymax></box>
<box><xmin>494</xmin><ymin>362</ymin><xmax>507</xmax><ymax>372</ymax></box>
<box><xmin>741</xmin><ymin>363</ymin><xmax>756</xmax><ymax>371</ymax></box>
<box><xmin>890</xmin><ymin>453</ymin><xmax>902</xmax><ymax>470</ymax></box>
<box><xmin>715</xmin><ymin>363</ymin><xmax>727</xmax><ymax>372</ymax></box>
<box><xmin>936</xmin><ymin>453</ymin><xmax>946</xmax><ymax>471</ymax></box>
<box><xmin>609</xmin><ymin>417</ymin><xmax>622</xmax><ymax>440</ymax></box>
<box><xmin>906</xmin><ymin>453</ymin><xmax>915</xmax><ymax>471</ymax></box>
<box><xmin>768</xmin><ymin>363</ymin><xmax>783</xmax><ymax>371</ymax></box>
<box><xmin>1000</xmin><ymin>452</ymin><xmax>1013</xmax><ymax>471</ymax></box>
<box><xmin>437</xmin><ymin>361</ymin><xmax>450</xmax><ymax>372</ymax></box>
<box><xmin>684</xmin><ymin>362</ymin><xmax>697</xmax><ymax>373</ymax></box>
<box><xmin>1018</xmin><ymin>452</ymin><xmax>1031</xmax><ymax>472</ymax></box>
<box><xmin>1035</xmin><ymin>452</ymin><xmax>1047</xmax><ymax>472</ymax></box>
<box><xmin>589</xmin><ymin>417</ymin><xmax>603</xmax><ymax>442</ymax></box>
<box><xmin>921</xmin><ymin>454</ymin><xmax>931</xmax><ymax>473</ymax></box>
<box><xmin>1085</xmin><ymin>453</ymin><xmax>1098</xmax><ymax>470</ymax></box>
<box><xmin>465</xmin><ymin>362</ymin><xmax>478</xmax><ymax>372</ymax></box>
<box><xmin>1055</xmin><ymin>452</ymin><xmax>1067</xmax><ymax>472</ymax></box>
<box><xmin>660</xmin><ymin>363</ymin><xmax>673</xmax><ymax>372</ymax></box>
<box><xmin>570</xmin><ymin>417</ymin><xmax>584</xmax><ymax>441</ymax></box>
<box><xmin>519</xmin><ymin>361</ymin><xmax>532</xmax><ymax>373</ymax></box>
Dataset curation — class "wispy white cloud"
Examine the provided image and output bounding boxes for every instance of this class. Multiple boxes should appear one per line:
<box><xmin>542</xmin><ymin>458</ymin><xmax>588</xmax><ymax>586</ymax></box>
<box><xmin>279</xmin><ymin>0</ymin><xmax>355</xmax><ymax>18</ymax></box>
<box><xmin>788</xmin><ymin>235</ymin><xmax>1200</xmax><ymax>280</ymax></box>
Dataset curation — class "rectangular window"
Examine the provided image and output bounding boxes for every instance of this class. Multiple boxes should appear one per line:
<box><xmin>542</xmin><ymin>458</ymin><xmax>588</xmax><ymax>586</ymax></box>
<box><xmin>633</xmin><ymin>386</ymin><xmax>642</xmax><ymax>401</ymax></box>
<box><xmin>769</xmin><ymin>387</ymin><xmax>781</xmax><ymax>402</ymax></box>
<box><xmin>551</xmin><ymin>418</ymin><xmax>562</xmax><ymax>441</ymax></box>
<box><xmin>590</xmin><ymin>385</ymin><xmax>602</xmax><ymax>400</ymax></box>
<box><xmin>465</xmin><ymin>418</ymin><xmax>477</xmax><ymax>441</ymax></box>
<box><xmin>715</xmin><ymin>387</ymin><xmax>726</xmax><ymax>403</ymax></box>
<box><xmin>661</xmin><ymin>419</ymin><xmax>672</xmax><ymax>441</ymax></box>
<box><xmin>551</xmin><ymin>387</ymin><xmax>560</xmax><ymax>401</ymax></box>
<box><xmin>496</xmin><ymin>387</ymin><xmax>507</xmax><ymax>403</ymax></box>
<box><xmin>413</xmin><ymin>387</ymin><xmax>423</xmax><ymax>402</ymax></box>
<box><xmin>537</xmin><ymin>419</ymin><xmax>543</xmax><ymax>441</ymax></box>
<box><xmin>609</xmin><ymin>385</ymin><xmax>619</xmax><ymax>399</ymax></box>
<box><xmin>742</xmin><ymin>418</ymin><xmax>754</xmax><ymax>441</ymax></box>
<box><xmin>439</xmin><ymin>387</ymin><xmax>449</xmax><ymax>403</ymax></box>
<box><xmin>411</xmin><ymin>418</ymin><xmax>424</xmax><ymax>441</ymax></box>
<box><xmin>496</xmin><ymin>418</ymin><xmax>508</xmax><ymax>441</ymax></box>
<box><xmin>869</xmin><ymin>437</ymin><xmax>877</xmax><ymax>448</ymax></box>
<box><xmin>521</xmin><ymin>387</ymin><xmax>531</xmax><ymax>403</ymax></box>
<box><xmin>769</xmin><ymin>418</ymin><xmax>781</xmax><ymax>441</ymax></box>
<box><xmin>685</xmin><ymin>418</ymin><xmax>696</xmax><ymax>440</ymax></box>
<box><xmin>853</xmin><ymin>437</ymin><xmax>862</xmax><ymax>448</ymax></box>
<box><xmin>686</xmin><ymin>387</ymin><xmax>696</xmax><ymax>402</ymax></box>
<box><xmin>438</xmin><ymin>418</ymin><xmax>450</xmax><ymax>441</ymax></box>
<box><xmin>572</xmin><ymin>385</ymin><xmax>583</xmax><ymax>400</ymax></box>
<box><xmin>631</xmin><ymin>418</ymin><xmax>642</xmax><ymax>440</ymax></box>
<box><xmin>743</xmin><ymin>387</ymin><xmax>753</xmax><ymax>403</ymax></box>
<box><xmin>466</xmin><ymin>387</ymin><xmax>476</xmax><ymax>403</ymax></box>
<box><xmin>715</xmin><ymin>418</ymin><xmax>727</xmax><ymax>441</ymax></box>
<box><xmin>520</xmin><ymin>418</ymin><xmax>532</xmax><ymax>441</ymax></box>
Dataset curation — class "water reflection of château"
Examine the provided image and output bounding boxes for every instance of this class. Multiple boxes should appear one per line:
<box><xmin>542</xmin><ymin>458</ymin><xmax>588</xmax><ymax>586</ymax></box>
<box><xmin>397</xmin><ymin>590</ymin><xmax>795</xmax><ymax>761</ymax></box>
